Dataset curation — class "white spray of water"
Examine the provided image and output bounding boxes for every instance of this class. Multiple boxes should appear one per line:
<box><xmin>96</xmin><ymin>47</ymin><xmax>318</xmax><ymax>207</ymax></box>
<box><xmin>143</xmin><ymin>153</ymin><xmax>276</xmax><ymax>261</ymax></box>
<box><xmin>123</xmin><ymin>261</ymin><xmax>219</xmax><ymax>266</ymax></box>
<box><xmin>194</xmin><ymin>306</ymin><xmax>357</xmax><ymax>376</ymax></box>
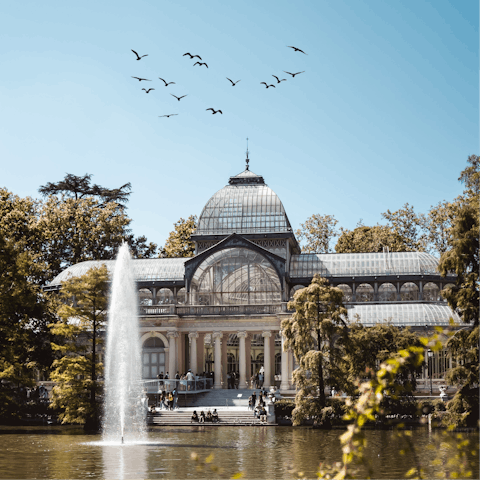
<box><xmin>102</xmin><ymin>243</ymin><xmax>146</xmax><ymax>442</ymax></box>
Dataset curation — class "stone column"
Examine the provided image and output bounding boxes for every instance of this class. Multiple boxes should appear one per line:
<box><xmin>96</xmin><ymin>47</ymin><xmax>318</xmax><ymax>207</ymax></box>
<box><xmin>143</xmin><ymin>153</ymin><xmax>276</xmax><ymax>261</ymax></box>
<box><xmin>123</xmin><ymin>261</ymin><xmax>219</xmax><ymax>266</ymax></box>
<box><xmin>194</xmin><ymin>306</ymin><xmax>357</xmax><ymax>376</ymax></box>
<box><xmin>196</xmin><ymin>333</ymin><xmax>205</xmax><ymax>375</ymax></box>
<box><xmin>213</xmin><ymin>332</ymin><xmax>222</xmax><ymax>389</ymax></box>
<box><xmin>373</xmin><ymin>282</ymin><xmax>378</xmax><ymax>301</ymax></box>
<box><xmin>221</xmin><ymin>335</ymin><xmax>228</xmax><ymax>388</ymax></box>
<box><xmin>419</xmin><ymin>281</ymin><xmax>423</xmax><ymax>301</ymax></box>
<box><xmin>262</xmin><ymin>331</ymin><xmax>272</xmax><ymax>389</ymax></box>
<box><xmin>167</xmin><ymin>331</ymin><xmax>178</xmax><ymax>377</ymax></box>
<box><xmin>188</xmin><ymin>332</ymin><xmax>199</xmax><ymax>375</ymax></box>
<box><xmin>352</xmin><ymin>282</ymin><xmax>356</xmax><ymax>302</ymax></box>
<box><xmin>237</xmin><ymin>331</ymin><xmax>248</xmax><ymax>389</ymax></box>
<box><xmin>397</xmin><ymin>282</ymin><xmax>401</xmax><ymax>301</ymax></box>
<box><xmin>280</xmin><ymin>334</ymin><xmax>289</xmax><ymax>391</ymax></box>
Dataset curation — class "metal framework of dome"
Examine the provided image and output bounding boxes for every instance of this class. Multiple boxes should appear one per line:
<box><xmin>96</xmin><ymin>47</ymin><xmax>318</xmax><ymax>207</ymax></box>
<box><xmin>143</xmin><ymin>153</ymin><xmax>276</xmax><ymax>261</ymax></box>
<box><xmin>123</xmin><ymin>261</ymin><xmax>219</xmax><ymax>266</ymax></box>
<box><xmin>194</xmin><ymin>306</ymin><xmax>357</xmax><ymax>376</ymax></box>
<box><xmin>195</xmin><ymin>169</ymin><xmax>293</xmax><ymax>235</ymax></box>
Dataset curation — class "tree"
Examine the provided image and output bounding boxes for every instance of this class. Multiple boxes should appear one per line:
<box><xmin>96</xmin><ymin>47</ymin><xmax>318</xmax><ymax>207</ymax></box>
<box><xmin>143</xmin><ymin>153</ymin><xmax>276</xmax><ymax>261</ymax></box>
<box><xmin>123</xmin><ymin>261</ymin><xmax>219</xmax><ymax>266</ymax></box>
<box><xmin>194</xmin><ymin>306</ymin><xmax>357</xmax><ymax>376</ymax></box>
<box><xmin>281</xmin><ymin>275</ymin><xmax>348</xmax><ymax>426</ymax></box>
<box><xmin>160</xmin><ymin>215</ymin><xmax>197</xmax><ymax>258</ymax></box>
<box><xmin>381</xmin><ymin>203</ymin><xmax>426</xmax><ymax>252</ymax></box>
<box><xmin>343</xmin><ymin>323</ymin><xmax>424</xmax><ymax>393</ymax></box>
<box><xmin>458</xmin><ymin>154</ymin><xmax>480</xmax><ymax>197</ymax></box>
<box><xmin>335</xmin><ymin>224</ymin><xmax>411</xmax><ymax>253</ymax></box>
<box><xmin>38</xmin><ymin>174</ymin><xmax>157</xmax><ymax>280</ymax></box>
<box><xmin>39</xmin><ymin>173</ymin><xmax>132</xmax><ymax>206</ymax></box>
<box><xmin>438</xmin><ymin>155</ymin><xmax>479</xmax><ymax>428</ymax></box>
<box><xmin>49</xmin><ymin>265</ymin><xmax>108</xmax><ymax>427</ymax></box>
<box><xmin>295</xmin><ymin>214</ymin><xmax>339</xmax><ymax>253</ymax></box>
<box><xmin>421</xmin><ymin>200</ymin><xmax>456</xmax><ymax>256</ymax></box>
<box><xmin>0</xmin><ymin>234</ymin><xmax>55</xmax><ymax>419</ymax></box>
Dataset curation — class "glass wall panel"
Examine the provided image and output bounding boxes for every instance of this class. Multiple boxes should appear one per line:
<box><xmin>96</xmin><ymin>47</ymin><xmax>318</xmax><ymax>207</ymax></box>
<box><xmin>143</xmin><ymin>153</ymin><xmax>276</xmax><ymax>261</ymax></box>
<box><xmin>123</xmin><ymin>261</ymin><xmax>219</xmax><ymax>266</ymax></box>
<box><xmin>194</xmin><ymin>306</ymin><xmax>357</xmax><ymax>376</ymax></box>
<box><xmin>289</xmin><ymin>285</ymin><xmax>305</xmax><ymax>300</ymax></box>
<box><xmin>190</xmin><ymin>247</ymin><xmax>281</xmax><ymax>305</ymax></box>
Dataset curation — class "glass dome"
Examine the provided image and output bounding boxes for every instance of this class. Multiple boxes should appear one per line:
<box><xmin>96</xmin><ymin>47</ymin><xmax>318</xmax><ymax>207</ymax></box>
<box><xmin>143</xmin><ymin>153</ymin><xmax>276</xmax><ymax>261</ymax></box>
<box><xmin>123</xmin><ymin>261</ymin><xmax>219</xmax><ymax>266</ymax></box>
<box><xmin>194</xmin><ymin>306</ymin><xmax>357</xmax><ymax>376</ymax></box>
<box><xmin>195</xmin><ymin>169</ymin><xmax>293</xmax><ymax>235</ymax></box>
<box><xmin>190</xmin><ymin>247</ymin><xmax>282</xmax><ymax>305</ymax></box>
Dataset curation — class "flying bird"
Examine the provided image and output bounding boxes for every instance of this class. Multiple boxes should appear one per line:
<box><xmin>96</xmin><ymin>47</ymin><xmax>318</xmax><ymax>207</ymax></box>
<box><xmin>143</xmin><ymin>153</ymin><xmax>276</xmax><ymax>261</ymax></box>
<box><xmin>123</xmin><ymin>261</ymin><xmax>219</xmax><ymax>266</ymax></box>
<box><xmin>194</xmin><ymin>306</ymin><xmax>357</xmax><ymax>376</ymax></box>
<box><xmin>142</xmin><ymin>88</ymin><xmax>155</xmax><ymax>93</ymax></box>
<box><xmin>284</xmin><ymin>71</ymin><xmax>305</xmax><ymax>77</ymax></box>
<box><xmin>131</xmin><ymin>49</ymin><xmax>148</xmax><ymax>60</ymax></box>
<box><xmin>206</xmin><ymin>108</ymin><xmax>222</xmax><ymax>114</ymax></box>
<box><xmin>194</xmin><ymin>62</ymin><xmax>208</xmax><ymax>68</ymax></box>
<box><xmin>183</xmin><ymin>53</ymin><xmax>202</xmax><ymax>59</ymax></box>
<box><xmin>170</xmin><ymin>94</ymin><xmax>187</xmax><ymax>101</ymax></box>
<box><xmin>226</xmin><ymin>78</ymin><xmax>241</xmax><ymax>86</ymax></box>
<box><xmin>159</xmin><ymin>78</ymin><xmax>175</xmax><ymax>86</ymax></box>
<box><xmin>287</xmin><ymin>46</ymin><xmax>307</xmax><ymax>55</ymax></box>
<box><xmin>272</xmin><ymin>75</ymin><xmax>287</xmax><ymax>83</ymax></box>
<box><xmin>132</xmin><ymin>76</ymin><xmax>151</xmax><ymax>82</ymax></box>
<box><xmin>260</xmin><ymin>82</ymin><xmax>276</xmax><ymax>88</ymax></box>
<box><xmin>159</xmin><ymin>114</ymin><xmax>178</xmax><ymax>118</ymax></box>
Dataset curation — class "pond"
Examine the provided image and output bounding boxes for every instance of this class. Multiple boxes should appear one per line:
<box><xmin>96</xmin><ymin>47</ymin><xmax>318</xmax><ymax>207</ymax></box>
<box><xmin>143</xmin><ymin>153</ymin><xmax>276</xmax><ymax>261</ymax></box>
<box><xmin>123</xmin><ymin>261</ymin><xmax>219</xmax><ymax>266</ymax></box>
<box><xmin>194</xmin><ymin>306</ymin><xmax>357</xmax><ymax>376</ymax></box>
<box><xmin>0</xmin><ymin>426</ymin><xmax>478</xmax><ymax>479</ymax></box>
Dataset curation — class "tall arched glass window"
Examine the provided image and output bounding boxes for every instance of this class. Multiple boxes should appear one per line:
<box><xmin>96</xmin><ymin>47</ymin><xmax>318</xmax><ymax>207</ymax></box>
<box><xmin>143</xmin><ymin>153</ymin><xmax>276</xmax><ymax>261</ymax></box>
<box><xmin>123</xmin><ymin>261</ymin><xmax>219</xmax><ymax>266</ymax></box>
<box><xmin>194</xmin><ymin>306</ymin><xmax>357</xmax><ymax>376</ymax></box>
<box><xmin>190</xmin><ymin>248</ymin><xmax>281</xmax><ymax>305</ymax></box>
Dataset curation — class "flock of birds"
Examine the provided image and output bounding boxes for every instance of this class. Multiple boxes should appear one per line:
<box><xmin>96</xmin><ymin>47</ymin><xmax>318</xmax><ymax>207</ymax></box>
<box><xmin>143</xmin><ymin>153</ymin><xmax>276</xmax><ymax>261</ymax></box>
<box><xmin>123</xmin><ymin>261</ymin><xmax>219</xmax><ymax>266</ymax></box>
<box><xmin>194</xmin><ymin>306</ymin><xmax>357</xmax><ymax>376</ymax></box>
<box><xmin>130</xmin><ymin>46</ymin><xmax>307</xmax><ymax>118</ymax></box>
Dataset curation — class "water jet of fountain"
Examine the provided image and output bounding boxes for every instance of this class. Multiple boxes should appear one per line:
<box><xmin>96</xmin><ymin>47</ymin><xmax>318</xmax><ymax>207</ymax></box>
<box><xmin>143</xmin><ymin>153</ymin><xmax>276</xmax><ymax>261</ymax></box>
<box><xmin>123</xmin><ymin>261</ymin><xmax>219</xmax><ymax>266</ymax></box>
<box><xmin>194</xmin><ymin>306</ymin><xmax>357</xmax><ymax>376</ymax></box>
<box><xmin>102</xmin><ymin>243</ymin><xmax>146</xmax><ymax>443</ymax></box>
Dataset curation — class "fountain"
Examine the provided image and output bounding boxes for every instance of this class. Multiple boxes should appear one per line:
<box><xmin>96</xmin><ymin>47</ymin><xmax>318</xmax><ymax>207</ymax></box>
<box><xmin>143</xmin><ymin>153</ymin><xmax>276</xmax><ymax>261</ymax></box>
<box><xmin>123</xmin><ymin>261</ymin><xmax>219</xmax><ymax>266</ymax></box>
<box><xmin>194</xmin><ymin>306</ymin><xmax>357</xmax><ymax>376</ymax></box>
<box><xmin>102</xmin><ymin>243</ymin><xmax>146</xmax><ymax>443</ymax></box>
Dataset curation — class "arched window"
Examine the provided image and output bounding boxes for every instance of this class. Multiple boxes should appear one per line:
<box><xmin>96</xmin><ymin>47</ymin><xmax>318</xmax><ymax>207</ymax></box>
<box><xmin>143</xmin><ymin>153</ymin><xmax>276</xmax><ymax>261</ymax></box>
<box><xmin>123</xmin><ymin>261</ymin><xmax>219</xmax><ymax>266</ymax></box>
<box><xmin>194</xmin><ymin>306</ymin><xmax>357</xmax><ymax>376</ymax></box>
<box><xmin>176</xmin><ymin>287</ymin><xmax>187</xmax><ymax>305</ymax></box>
<box><xmin>190</xmin><ymin>247</ymin><xmax>281</xmax><ymax>305</ymax></box>
<box><xmin>289</xmin><ymin>285</ymin><xmax>305</xmax><ymax>300</ymax></box>
<box><xmin>401</xmin><ymin>282</ymin><xmax>419</xmax><ymax>301</ymax></box>
<box><xmin>157</xmin><ymin>288</ymin><xmax>173</xmax><ymax>305</ymax></box>
<box><xmin>378</xmin><ymin>283</ymin><xmax>396</xmax><ymax>302</ymax></box>
<box><xmin>336</xmin><ymin>284</ymin><xmax>353</xmax><ymax>302</ymax></box>
<box><xmin>142</xmin><ymin>336</ymin><xmax>165</xmax><ymax>379</ymax></box>
<box><xmin>138</xmin><ymin>288</ymin><xmax>153</xmax><ymax>305</ymax></box>
<box><xmin>356</xmin><ymin>283</ymin><xmax>374</xmax><ymax>302</ymax></box>
<box><xmin>424</xmin><ymin>282</ymin><xmax>440</xmax><ymax>302</ymax></box>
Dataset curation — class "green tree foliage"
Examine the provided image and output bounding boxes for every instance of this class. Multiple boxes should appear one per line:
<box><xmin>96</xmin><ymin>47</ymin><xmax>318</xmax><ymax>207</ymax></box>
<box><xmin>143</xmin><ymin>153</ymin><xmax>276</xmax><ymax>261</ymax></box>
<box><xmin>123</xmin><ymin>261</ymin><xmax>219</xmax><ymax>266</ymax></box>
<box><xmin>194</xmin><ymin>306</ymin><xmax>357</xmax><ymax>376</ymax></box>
<box><xmin>381</xmin><ymin>203</ymin><xmax>426</xmax><ymax>252</ymax></box>
<box><xmin>437</xmin><ymin>155</ymin><xmax>479</xmax><ymax>428</ymax></box>
<box><xmin>295</xmin><ymin>214</ymin><xmax>339</xmax><ymax>253</ymax></box>
<box><xmin>421</xmin><ymin>200</ymin><xmax>456</xmax><ymax>256</ymax></box>
<box><xmin>335</xmin><ymin>224</ymin><xmax>411</xmax><ymax>253</ymax></box>
<box><xmin>0</xmin><ymin>234</ymin><xmax>55</xmax><ymax>419</ymax></box>
<box><xmin>459</xmin><ymin>154</ymin><xmax>480</xmax><ymax>197</ymax></box>
<box><xmin>49</xmin><ymin>265</ymin><xmax>108</xmax><ymax>426</ymax></box>
<box><xmin>281</xmin><ymin>275</ymin><xmax>348</xmax><ymax>425</ymax></box>
<box><xmin>344</xmin><ymin>323</ymin><xmax>424</xmax><ymax>393</ymax></box>
<box><xmin>39</xmin><ymin>173</ymin><xmax>132</xmax><ymax>205</ymax></box>
<box><xmin>39</xmin><ymin>173</ymin><xmax>157</xmax><ymax>279</ymax></box>
<box><xmin>160</xmin><ymin>215</ymin><xmax>197</xmax><ymax>258</ymax></box>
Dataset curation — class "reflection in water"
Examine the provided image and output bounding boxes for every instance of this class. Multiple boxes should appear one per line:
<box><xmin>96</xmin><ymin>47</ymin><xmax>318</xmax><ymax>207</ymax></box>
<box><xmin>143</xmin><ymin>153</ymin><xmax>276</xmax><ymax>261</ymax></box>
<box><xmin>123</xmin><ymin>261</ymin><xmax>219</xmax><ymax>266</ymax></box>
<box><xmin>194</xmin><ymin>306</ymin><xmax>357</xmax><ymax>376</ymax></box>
<box><xmin>101</xmin><ymin>443</ymin><xmax>147</xmax><ymax>480</ymax></box>
<box><xmin>0</xmin><ymin>426</ymin><xmax>477</xmax><ymax>479</ymax></box>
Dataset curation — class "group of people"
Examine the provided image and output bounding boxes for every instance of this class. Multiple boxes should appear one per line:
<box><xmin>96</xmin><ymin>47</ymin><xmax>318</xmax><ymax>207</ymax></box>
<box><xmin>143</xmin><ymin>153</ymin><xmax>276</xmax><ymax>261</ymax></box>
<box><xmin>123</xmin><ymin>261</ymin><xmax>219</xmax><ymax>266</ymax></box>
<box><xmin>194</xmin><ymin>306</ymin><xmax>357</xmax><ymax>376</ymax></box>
<box><xmin>156</xmin><ymin>388</ymin><xmax>178</xmax><ymax>410</ymax></box>
<box><xmin>248</xmin><ymin>389</ymin><xmax>272</xmax><ymax>423</ymax></box>
<box><xmin>191</xmin><ymin>409</ymin><xmax>219</xmax><ymax>423</ymax></box>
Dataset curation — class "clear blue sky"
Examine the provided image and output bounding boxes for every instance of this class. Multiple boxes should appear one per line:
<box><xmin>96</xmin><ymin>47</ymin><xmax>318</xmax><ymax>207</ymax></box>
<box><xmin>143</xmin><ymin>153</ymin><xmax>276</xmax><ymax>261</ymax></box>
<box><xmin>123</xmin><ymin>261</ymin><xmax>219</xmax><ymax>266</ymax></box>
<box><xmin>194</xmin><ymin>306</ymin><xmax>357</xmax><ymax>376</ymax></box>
<box><xmin>1</xmin><ymin>0</ymin><xmax>478</xmax><ymax>248</ymax></box>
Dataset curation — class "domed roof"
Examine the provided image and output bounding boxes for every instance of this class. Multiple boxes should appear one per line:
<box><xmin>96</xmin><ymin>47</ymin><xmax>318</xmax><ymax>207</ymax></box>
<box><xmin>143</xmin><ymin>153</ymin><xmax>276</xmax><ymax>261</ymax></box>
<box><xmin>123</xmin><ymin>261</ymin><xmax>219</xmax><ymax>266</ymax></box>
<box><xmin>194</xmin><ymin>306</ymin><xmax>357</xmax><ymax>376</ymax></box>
<box><xmin>195</xmin><ymin>168</ymin><xmax>293</xmax><ymax>235</ymax></box>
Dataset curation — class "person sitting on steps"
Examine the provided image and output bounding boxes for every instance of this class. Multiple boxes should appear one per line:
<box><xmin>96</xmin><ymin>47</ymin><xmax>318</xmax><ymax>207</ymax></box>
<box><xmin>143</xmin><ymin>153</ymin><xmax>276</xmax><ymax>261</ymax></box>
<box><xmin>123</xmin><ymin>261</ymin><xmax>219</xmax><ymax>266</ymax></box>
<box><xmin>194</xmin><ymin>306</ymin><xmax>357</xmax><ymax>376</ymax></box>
<box><xmin>206</xmin><ymin>410</ymin><xmax>212</xmax><ymax>422</ymax></box>
<box><xmin>191</xmin><ymin>410</ymin><xmax>199</xmax><ymax>423</ymax></box>
<box><xmin>199</xmin><ymin>411</ymin><xmax>205</xmax><ymax>423</ymax></box>
<box><xmin>212</xmin><ymin>409</ymin><xmax>219</xmax><ymax>423</ymax></box>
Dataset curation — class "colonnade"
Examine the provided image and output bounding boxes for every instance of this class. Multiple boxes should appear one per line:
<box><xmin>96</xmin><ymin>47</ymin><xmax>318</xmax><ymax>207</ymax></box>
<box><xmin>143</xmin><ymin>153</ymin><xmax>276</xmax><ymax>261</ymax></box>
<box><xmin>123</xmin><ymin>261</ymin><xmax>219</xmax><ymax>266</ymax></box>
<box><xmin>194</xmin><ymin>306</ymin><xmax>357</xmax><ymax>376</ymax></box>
<box><xmin>162</xmin><ymin>329</ymin><xmax>294</xmax><ymax>391</ymax></box>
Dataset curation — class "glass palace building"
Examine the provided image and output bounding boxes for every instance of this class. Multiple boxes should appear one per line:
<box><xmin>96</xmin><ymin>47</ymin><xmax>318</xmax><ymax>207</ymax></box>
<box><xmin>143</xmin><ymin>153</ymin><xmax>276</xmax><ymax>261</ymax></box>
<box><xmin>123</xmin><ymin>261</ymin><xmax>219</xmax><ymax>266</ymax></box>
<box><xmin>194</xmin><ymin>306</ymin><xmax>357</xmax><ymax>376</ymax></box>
<box><xmin>49</xmin><ymin>165</ymin><xmax>459</xmax><ymax>391</ymax></box>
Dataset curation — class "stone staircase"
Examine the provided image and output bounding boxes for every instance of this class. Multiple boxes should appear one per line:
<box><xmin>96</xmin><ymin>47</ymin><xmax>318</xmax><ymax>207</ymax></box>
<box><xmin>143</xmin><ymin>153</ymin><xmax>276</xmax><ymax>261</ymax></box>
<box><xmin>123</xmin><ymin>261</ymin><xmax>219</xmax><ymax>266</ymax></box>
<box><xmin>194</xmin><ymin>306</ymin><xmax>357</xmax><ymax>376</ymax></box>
<box><xmin>148</xmin><ymin>409</ymin><xmax>264</xmax><ymax>426</ymax></box>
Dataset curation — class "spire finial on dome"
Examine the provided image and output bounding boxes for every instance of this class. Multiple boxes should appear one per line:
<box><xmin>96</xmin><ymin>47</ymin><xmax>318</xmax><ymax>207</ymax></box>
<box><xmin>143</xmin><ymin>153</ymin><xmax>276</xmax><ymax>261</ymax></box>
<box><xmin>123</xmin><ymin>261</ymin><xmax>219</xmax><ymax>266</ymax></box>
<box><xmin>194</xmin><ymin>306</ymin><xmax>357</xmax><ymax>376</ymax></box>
<box><xmin>245</xmin><ymin>137</ymin><xmax>250</xmax><ymax>171</ymax></box>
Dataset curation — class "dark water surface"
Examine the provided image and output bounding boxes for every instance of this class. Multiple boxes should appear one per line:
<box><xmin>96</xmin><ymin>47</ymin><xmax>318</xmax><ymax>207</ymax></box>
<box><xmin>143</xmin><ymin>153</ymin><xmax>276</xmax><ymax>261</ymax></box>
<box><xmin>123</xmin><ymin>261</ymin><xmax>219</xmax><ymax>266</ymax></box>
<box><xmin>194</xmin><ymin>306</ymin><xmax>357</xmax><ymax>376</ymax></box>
<box><xmin>0</xmin><ymin>425</ymin><xmax>478</xmax><ymax>479</ymax></box>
